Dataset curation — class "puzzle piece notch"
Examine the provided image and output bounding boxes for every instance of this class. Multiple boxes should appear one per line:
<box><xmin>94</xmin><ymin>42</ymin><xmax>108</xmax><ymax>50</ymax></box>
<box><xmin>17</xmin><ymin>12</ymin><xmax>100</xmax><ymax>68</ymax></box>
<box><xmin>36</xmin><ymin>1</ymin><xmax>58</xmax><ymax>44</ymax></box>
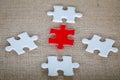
<box><xmin>47</xmin><ymin>6</ymin><xmax>83</xmax><ymax>23</ymax></box>
<box><xmin>49</xmin><ymin>24</ymin><xmax>75</xmax><ymax>50</ymax></box>
<box><xmin>5</xmin><ymin>32</ymin><xmax>38</xmax><ymax>55</ymax></box>
<box><xmin>82</xmin><ymin>35</ymin><xmax>118</xmax><ymax>57</ymax></box>
<box><xmin>41</xmin><ymin>56</ymin><xmax>79</xmax><ymax>76</ymax></box>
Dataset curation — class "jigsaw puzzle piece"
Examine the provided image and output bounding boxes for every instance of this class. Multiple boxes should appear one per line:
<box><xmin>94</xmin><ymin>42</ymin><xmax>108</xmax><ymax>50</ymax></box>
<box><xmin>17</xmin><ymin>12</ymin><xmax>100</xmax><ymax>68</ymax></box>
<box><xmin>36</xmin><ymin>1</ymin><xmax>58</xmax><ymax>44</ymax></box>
<box><xmin>41</xmin><ymin>56</ymin><xmax>79</xmax><ymax>76</ymax></box>
<box><xmin>5</xmin><ymin>32</ymin><xmax>38</xmax><ymax>55</ymax></box>
<box><xmin>82</xmin><ymin>35</ymin><xmax>118</xmax><ymax>57</ymax></box>
<box><xmin>49</xmin><ymin>24</ymin><xmax>75</xmax><ymax>50</ymax></box>
<box><xmin>47</xmin><ymin>5</ymin><xmax>83</xmax><ymax>23</ymax></box>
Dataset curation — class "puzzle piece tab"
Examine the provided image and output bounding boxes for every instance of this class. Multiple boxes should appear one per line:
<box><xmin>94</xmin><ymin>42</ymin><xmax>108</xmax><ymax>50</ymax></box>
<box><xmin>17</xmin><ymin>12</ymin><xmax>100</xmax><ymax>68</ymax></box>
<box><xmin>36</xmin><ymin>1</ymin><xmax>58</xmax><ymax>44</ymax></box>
<box><xmin>47</xmin><ymin>5</ymin><xmax>83</xmax><ymax>23</ymax></box>
<box><xmin>49</xmin><ymin>24</ymin><xmax>75</xmax><ymax>50</ymax></box>
<box><xmin>41</xmin><ymin>56</ymin><xmax>79</xmax><ymax>76</ymax></box>
<box><xmin>82</xmin><ymin>35</ymin><xmax>118</xmax><ymax>57</ymax></box>
<box><xmin>5</xmin><ymin>32</ymin><xmax>38</xmax><ymax>55</ymax></box>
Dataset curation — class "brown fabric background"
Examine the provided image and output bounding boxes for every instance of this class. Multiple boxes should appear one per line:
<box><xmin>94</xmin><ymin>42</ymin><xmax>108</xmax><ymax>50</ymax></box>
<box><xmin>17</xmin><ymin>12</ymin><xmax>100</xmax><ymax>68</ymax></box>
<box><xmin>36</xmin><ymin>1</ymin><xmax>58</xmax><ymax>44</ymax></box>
<box><xmin>0</xmin><ymin>0</ymin><xmax>120</xmax><ymax>80</ymax></box>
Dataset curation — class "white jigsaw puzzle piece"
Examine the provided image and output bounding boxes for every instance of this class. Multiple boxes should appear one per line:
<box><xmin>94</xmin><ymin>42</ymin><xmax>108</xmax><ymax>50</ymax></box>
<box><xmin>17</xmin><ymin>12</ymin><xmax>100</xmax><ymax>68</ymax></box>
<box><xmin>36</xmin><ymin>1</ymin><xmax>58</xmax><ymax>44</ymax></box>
<box><xmin>47</xmin><ymin>6</ymin><xmax>83</xmax><ymax>23</ymax></box>
<box><xmin>5</xmin><ymin>32</ymin><xmax>38</xmax><ymax>55</ymax></box>
<box><xmin>41</xmin><ymin>56</ymin><xmax>79</xmax><ymax>76</ymax></box>
<box><xmin>82</xmin><ymin>35</ymin><xmax>118</xmax><ymax>57</ymax></box>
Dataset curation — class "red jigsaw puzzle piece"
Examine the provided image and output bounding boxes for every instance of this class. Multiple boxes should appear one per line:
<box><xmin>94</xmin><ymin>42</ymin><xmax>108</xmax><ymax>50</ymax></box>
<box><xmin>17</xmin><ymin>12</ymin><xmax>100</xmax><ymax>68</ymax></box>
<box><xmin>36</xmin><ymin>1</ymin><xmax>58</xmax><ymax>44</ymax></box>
<box><xmin>49</xmin><ymin>24</ymin><xmax>75</xmax><ymax>50</ymax></box>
